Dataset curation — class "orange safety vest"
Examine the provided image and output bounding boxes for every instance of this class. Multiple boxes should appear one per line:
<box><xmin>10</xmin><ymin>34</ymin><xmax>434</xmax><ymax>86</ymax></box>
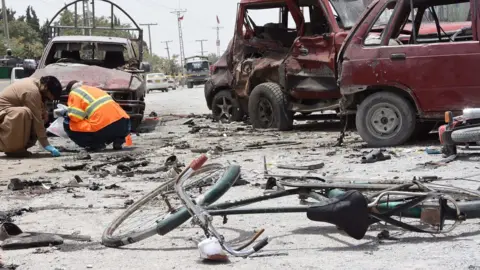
<box><xmin>67</xmin><ymin>85</ymin><xmax>130</xmax><ymax>132</ymax></box>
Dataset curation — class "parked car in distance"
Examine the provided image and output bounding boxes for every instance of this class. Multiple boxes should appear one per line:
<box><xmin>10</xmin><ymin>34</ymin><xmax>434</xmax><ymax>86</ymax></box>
<box><xmin>146</xmin><ymin>73</ymin><xmax>174</xmax><ymax>93</ymax></box>
<box><xmin>337</xmin><ymin>0</ymin><xmax>474</xmax><ymax>147</ymax></box>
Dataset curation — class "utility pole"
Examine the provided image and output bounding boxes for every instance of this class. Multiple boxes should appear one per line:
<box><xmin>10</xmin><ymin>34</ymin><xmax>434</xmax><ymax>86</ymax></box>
<box><xmin>161</xmin><ymin>40</ymin><xmax>173</xmax><ymax>59</ymax></box>
<box><xmin>170</xmin><ymin>9</ymin><xmax>186</xmax><ymax>75</ymax></box>
<box><xmin>195</xmin><ymin>39</ymin><xmax>207</xmax><ymax>56</ymax></box>
<box><xmin>1</xmin><ymin>0</ymin><xmax>9</xmax><ymax>46</ymax></box>
<box><xmin>140</xmin><ymin>23</ymin><xmax>158</xmax><ymax>55</ymax></box>
<box><xmin>82</xmin><ymin>0</ymin><xmax>88</xmax><ymax>35</ymax></box>
<box><xmin>212</xmin><ymin>16</ymin><xmax>223</xmax><ymax>57</ymax></box>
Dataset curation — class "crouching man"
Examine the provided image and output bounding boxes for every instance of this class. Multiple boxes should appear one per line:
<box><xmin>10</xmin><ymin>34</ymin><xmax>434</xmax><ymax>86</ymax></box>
<box><xmin>55</xmin><ymin>80</ymin><xmax>131</xmax><ymax>151</ymax></box>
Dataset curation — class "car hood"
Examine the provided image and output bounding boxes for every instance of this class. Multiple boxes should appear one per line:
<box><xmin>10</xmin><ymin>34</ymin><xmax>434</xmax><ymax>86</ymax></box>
<box><xmin>31</xmin><ymin>63</ymin><xmax>134</xmax><ymax>90</ymax></box>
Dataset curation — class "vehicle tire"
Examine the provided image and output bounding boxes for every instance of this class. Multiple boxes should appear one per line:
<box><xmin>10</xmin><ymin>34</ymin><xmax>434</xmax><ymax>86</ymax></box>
<box><xmin>187</xmin><ymin>82</ymin><xmax>194</xmax><ymax>89</ymax></box>
<box><xmin>356</xmin><ymin>92</ymin><xmax>416</xmax><ymax>147</ymax></box>
<box><xmin>101</xmin><ymin>164</ymin><xmax>240</xmax><ymax>248</ymax></box>
<box><xmin>211</xmin><ymin>90</ymin><xmax>244</xmax><ymax>122</ymax></box>
<box><xmin>451</xmin><ymin>127</ymin><xmax>480</xmax><ymax>143</ymax></box>
<box><xmin>248</xmin><ymin>82</ymin><xmax>293</xmax><ymax>131</ymax></box>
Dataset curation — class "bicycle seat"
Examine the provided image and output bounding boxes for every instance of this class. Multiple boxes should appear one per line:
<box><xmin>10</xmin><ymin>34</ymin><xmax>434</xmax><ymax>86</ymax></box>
<box><xmin>306</xmin><ymin>190</ymin><xmax>369</xmax><ymax>240</ymax></box>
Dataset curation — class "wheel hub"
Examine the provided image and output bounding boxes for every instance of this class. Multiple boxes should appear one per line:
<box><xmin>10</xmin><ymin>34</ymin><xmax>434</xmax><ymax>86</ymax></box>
<box><xmin>258</xmin><ymin>98</ymin><xmax>274</xmax><ymax>127</ymax></box>
<box><xmin>369</xmin><ymin>105</ymin><xmax>401</xmax><ymax>136</ymax></box>
<box><xmin>215</xmin><ymin>97</ymin><xmax>233</xmax><ymax>120</ymax></box>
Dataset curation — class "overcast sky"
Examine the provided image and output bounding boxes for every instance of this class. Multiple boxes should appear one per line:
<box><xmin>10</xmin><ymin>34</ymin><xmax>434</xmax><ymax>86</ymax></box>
<box><xmin>9</xmin><ymin>0</ymin><xmax>259</xmax><ymax>58</ymax></box>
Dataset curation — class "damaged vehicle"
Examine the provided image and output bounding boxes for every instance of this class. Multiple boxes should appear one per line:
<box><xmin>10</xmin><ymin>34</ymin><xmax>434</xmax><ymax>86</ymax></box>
<box><xmin>13</xmin><ymin>0</ymin><xmax>151</xmax><ymax>131</ymax></box>
<box><xmin>337</xmin><ymin>0</ymin><xmax>475</xmax><ymax>146</ymax></box>
<box><xmin>205</xmin><ymin>0</ymin><xmax>363</xmax><ymax>126</ymax></box>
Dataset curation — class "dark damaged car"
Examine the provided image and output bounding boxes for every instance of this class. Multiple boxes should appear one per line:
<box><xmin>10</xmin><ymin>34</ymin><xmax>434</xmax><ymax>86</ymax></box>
<box><xmin>205</xmin><ymin>0</ymin><xmax>363</xmax><ymax>129</ymax></box>
<box><xmin>17</xmin><ymin>36</ymin><xmax>150</xmax><ymax>131</ymax></box>
<box><xmin>337</xmin><ymin>0</ymin><xmax>474</xmax><ymax>146</ymax></box>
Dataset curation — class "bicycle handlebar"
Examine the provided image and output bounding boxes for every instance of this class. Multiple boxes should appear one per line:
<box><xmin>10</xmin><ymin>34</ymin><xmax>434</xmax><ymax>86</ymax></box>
<box><xmin>174</xmin><ymin>154</ymin><xmax>269</xmax><ymax>258</ymax></box>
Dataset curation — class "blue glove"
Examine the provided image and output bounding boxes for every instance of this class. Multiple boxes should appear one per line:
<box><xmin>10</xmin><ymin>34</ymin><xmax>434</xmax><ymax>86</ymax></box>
<box><xmin>45</xmin><ymin>145</ymin><xmax>61</xmax><ymax>157</ymax></box>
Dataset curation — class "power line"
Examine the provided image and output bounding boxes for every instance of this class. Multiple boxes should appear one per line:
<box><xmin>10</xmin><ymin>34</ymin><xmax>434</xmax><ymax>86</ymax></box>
<box><xmin>170</xmin><ymin>9</ymin><xmax>186</xmax><ymax>75</ymax></box>
<box><xmin>161</xmin><ymin>40</ymin><xmax>173</xmax><ymax>59</ymax></box>
<box><xmin>195</xmin><ymin>39</ymin><xmax>207</xmax><ymax>56</ymax></box>
<box><xmin>140</xmin><ymin>23</ymin><xmax>158</xmax><ymax>55</ymax></box>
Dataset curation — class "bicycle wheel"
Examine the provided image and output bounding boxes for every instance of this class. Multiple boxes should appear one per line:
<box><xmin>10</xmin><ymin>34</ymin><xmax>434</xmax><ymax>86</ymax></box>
<box><xmin>101</xmin><ymin>164</ymin><xmax>240</xmax><ymax>248</ymax></box>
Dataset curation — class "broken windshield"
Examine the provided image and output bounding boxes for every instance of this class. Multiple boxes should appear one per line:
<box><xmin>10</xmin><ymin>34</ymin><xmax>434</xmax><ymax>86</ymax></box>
<box><xmin>330</xmin><ymin>0</ymin><xmax>367</xmax><ymax>29</ymax></box>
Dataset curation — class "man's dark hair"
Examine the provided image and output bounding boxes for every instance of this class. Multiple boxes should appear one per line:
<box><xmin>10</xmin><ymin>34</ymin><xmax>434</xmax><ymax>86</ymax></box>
<box><xmin>39</xmin><ymin>76</ymin><xmax>62</xmax><ymax>100</ymax></box>
<box><xmin>65</xmin><ymin>80</ymin><xmax>79</xmax><ymax>93</ymax></box>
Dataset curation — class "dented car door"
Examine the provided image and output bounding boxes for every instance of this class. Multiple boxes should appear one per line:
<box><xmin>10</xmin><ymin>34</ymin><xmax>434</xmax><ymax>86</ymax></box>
<box><xmin>286</xmin><ymin>0</ymin><xmax>342</xmax><ymax>100</ymax></box>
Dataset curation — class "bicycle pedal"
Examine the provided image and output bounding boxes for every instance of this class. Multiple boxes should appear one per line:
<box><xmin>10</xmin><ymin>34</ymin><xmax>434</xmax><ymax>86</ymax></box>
<box><xmin>198</xmin><ymin>237</ymin><xmax>228</xmax><ymax>261</ymax></box>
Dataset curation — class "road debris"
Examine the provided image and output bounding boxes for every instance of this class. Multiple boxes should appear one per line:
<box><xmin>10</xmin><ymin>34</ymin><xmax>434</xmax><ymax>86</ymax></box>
<box><xmin>361</xmin><ymin>149</ymin><xmax>391</xmax><ymax>164</ymax></box>
<box><xmin>63</xmin><ymin>163</ymin><xmax>88</xmax><ymax>171</ymax></box>
<box><xmin>277</xmin><ymin>162</ymin><xmax>325</xmax><ymax>171</ymax></box>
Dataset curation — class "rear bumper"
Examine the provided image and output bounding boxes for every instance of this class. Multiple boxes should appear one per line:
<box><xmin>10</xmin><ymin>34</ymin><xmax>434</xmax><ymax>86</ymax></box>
<box><xmin>147</xmin><ymin>83</ymin><xmax>170</xmax><ymax>90</ymax></box>
<box><xmin>187</xmin><ymin>76</ymin><xmax>209</xmax><ymax>84</ymax></box>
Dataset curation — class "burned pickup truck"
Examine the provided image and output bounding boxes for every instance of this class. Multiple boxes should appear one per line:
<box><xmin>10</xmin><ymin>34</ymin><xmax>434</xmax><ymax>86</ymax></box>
<box><xmin>11</xmin><ymin>0</ymin><xmax>151</xmax><ymax>131</ymax></box>
<box><xmin>337</xmin><ymin>0</ymin><xmax>474</xmax><ymax>146</ymax></box>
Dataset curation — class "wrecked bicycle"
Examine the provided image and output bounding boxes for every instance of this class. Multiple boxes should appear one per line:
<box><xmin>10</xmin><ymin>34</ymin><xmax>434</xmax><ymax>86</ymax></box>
<box><xmin>102</xmin><ymin>154</ymin><xmax>480</xmax><ymax>258</ymax></box>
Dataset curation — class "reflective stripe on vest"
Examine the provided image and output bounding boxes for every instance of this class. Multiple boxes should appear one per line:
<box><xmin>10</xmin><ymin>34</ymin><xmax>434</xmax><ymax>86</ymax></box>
<box><xmin>85</xmin><ymin>95</ymin><xmax>114</xmax><ymax>117</ymax></box>
<box><xmin>71</xmin><ymin>88</ymin><xmax>95</xmax><ymax>104</ymax></box>
<box><xmin>68</xmin><ymin>107</ymin><xmax>87</xmax><ymax>119</ymax></box>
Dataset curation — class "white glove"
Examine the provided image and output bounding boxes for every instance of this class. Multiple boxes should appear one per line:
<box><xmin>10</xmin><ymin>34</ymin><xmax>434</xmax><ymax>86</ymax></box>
<box><xmin>53</xmin><ymin>108</ymin><xmax>67</xmax><ymax>118</ymax></box>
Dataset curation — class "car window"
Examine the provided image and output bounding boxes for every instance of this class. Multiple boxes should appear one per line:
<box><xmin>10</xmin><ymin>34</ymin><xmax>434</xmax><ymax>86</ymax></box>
<box><xmin>363</xmin><ymin>1</ymin><xmax>398</xmax><ymax>46</ymax></box>
<box><xmin>415</xmin><ymin>3</ymin><xmax>472</xmax><ymax>43</ymax></box>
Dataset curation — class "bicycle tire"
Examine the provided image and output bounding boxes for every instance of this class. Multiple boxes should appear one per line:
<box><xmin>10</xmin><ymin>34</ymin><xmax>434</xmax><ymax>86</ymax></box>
<box><xmin>101</xmin><ymin>164</ymin><xmax>240</xmax><ymax>248</ymax></box>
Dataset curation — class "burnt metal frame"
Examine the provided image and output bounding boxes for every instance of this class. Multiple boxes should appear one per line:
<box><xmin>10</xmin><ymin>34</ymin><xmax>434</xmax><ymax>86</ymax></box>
<box><xmin>44</xmin><ymin>0</ymin><xmax>144</xmax><ymax>61</ymax></box>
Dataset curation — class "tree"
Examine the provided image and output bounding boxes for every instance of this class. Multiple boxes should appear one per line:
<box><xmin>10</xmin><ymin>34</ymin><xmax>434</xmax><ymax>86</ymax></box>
<box><xmin>208</xmin><ymin>53</ymin><xmax>219</xmax><ymax>64</ymax></box>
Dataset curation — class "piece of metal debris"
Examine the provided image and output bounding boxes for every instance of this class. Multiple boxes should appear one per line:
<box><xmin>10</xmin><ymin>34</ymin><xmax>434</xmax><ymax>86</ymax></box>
<box><xmin>63</xmin><ymin>163</ymin><xmax>88</xmax><ymax>171</ymax></box>
<box><xmin>124</xmin><ymin>199</ymin><xmax>134</xmax><ymax>207</ymax></box>
<box><xmin>76</xmin><ymin>153</ymin><xmax>91</xmax><ymax>160</ymax></box>
<box><xmin>277</xmin><ymin>162</ymin><xmax>325</xmax><ymax>171</ymax></box>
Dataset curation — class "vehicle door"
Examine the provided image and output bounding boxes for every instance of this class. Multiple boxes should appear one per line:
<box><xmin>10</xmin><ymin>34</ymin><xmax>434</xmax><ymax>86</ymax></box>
<box><xmin>285</xmin><ymin>0</ymin><xmax>341</xmax><ymax>99</ymax></box>
<box><xmin>231</xmin><ymin>2</ymin><xmax>296</xmax><ymax>98</ymax></box>
<box><xmin>373</xmin><ymin>0</ymin><xmax>480</xmax><ymax>113</ymax></box>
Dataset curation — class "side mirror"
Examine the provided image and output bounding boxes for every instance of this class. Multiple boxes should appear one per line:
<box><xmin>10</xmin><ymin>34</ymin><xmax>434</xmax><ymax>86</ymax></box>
<box><xmin>140</xmin><ymin>62</ymin><xmax>151</xmax><ymax>73</ymax></box>
<box><xmin>322</xmin><ymin>33</ymin><xmax>331</xmax><ymax>41</ymax></box>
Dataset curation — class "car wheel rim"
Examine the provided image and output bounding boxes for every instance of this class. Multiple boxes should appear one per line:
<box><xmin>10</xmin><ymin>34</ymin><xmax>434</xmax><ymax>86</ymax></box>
<box><xmin>258</xmin><ymin>97</ymin><xmax>274</xmax><ymax>127</ymax></box>
<box><xmin>366</xmin><ymin>103</ymin><xmax>402</xmax><ymax>139</ymax></box>
<box><xmin>214</xmin><ymin>96</ymin><xmax>233</xmax><ymax>120</ymax></box>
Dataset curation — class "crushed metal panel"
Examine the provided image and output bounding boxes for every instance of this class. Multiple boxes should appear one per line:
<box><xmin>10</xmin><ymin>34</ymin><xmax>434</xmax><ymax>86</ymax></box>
<box><xmin>31</xmin><ymin>63</ymin><xmax>134</xmax><ymax>91</ymax></box>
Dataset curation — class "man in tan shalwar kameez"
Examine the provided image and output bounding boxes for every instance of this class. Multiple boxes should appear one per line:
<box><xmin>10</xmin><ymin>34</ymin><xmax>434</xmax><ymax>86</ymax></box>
<box><xmin>0</xmin><ymin>76</ymin><xmax>63</xmax><ymax>157</ymax></box>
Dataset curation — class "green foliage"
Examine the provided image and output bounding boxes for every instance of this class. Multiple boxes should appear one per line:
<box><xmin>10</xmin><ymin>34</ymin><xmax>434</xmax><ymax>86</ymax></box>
<box><xmin>0</xmin><ymin>5</ymin><xmax>178</xmax><ymax>73</ymax></box>
<box><xmin>207</xmin><ymin>53</ymin><xmax>219</xmax><ymax>64</ymax></box>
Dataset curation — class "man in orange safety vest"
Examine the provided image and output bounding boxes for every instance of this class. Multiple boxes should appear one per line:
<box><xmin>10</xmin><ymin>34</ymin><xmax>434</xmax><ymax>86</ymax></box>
<box><xmin>53</xmin><ymin>80</ymin><xmax>132</xmax><ymax>151</ymax></box>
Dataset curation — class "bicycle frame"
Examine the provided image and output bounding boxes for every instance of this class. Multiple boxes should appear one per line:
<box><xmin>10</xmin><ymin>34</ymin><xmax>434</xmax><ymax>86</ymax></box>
<box><xmin>173</xmin><ymin>156</ymin><xmax>473</xmax><ymax>258</ymax></box>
